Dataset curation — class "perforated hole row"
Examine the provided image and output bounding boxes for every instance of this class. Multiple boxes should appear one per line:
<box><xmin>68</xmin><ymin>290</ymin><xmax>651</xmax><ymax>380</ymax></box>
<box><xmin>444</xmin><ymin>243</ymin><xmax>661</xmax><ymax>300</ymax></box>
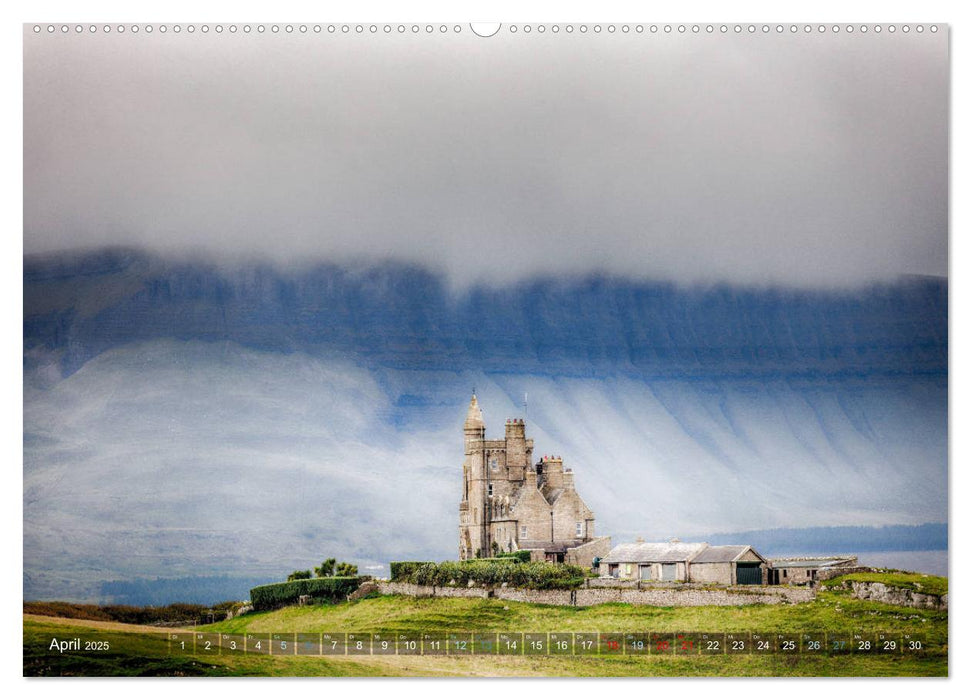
<box><xmin>31</xmin><ymin>23</ymin><xmax>941</xmax><ymax>36</ymax></box>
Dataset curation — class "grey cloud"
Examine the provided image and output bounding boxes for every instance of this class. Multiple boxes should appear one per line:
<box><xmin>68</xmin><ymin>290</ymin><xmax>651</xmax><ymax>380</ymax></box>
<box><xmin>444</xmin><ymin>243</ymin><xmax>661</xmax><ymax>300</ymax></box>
<box><xmin>24</xmin><ymin>28</ymin><xmax>947</xmax><ymax>287</ymax></box>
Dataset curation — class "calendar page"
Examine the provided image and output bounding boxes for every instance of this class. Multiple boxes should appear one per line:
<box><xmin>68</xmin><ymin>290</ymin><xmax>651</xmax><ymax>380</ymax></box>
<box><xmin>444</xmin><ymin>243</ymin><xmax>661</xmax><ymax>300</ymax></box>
<box><xmin>22</xmin><ymin>18</ymin><xmax>948</xmax><ymax>679</ymax></box>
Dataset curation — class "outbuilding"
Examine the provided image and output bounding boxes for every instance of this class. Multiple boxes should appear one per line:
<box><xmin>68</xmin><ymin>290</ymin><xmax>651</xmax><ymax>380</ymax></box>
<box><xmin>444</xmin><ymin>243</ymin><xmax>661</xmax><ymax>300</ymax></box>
<box><xmin>689</xmin><ymin>545</ymin><xmax>767</xmax><ymax>585</ymax></box>
<box><xmin>767</xmin><ymin>556</ymin><xmax>858</xmax><ymax>585</ymax></box>
<box><xmin>600</xmin><ymin>541</ymin><xmax>768</xmax><ymax>585</ymax></box>
<box><xmin>600</xmin><ymin>541</ymin><xmax>708</xmax><ymax>582</ymax></box>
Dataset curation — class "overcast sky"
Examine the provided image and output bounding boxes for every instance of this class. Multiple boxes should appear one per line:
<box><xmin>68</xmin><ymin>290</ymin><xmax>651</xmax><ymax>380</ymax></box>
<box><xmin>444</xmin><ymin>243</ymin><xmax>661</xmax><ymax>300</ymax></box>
<box><xmin>24</xmin><ymin>26</ymin><xmax>947</xmax><ymax>288</ymax></box>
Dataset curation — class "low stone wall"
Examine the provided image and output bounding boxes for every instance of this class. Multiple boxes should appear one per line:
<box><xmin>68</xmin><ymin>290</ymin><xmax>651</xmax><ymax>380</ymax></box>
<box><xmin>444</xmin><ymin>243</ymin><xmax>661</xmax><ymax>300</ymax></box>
<box><xmin>374</xmin><ymin>581</ymin><xmax>813</xmax><ymax>607</ymax></box>
<box><xmin>493</xmin><ymin>587</ymin><xmax>573</xmax><ymax>605</ymax></box>
<box><xmin>586</xmin><ymin>577</ymin><xmax>640</xmax><ymax>589</ymax></box>
<box><xmin>576</xmin><ymin>585</ymin><xmax>813</xmax><ymax>607</ymax></box>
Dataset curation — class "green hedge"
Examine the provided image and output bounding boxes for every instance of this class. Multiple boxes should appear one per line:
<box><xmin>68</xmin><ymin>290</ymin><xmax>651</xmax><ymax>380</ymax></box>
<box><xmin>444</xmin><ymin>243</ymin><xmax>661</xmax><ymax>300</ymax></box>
<box><xmin>496</xmin><ymin>550</ymin><xmax>532</xmax><ymax>563</ymax></box>
<box><xmin>389</xmin><ymin>562</ymin><xmax>435</xmax><ymax>582</ymax></box>
<box><xmin>250</xmin><ymin>577</ymin><xmax>363</xmax><ymax>611</ymax></box>
<box><xmin>389</xmin><ymin>560</ymin><xmax>585</xmax><ymax>590</ymax></box>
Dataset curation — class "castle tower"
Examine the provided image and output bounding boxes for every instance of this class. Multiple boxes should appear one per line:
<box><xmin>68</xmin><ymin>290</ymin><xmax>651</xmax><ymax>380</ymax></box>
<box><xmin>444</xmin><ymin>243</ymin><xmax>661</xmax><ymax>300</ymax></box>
<box><xmin>460</xmin><ymin>394</ymin><xmax>488</xmax><ymax>559</ymax></box>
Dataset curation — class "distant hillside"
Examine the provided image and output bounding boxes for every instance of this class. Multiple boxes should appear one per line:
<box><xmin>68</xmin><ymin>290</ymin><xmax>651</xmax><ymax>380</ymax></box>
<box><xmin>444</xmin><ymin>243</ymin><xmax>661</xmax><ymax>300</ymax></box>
<box><xmin>699</xmin><ymin>523</ymin><xmax>947</xmax><ymax>554</ymax></box>
<box><xmin>25</xmin><ymin>248</ymin><xmax>946</xmax><ymax>380</ymax></box>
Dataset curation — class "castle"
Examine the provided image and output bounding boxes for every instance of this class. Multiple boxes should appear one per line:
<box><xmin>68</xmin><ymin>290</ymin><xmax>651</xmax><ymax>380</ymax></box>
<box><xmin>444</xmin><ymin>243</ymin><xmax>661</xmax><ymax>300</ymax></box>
<box><xmin>458</xmin><ymin>394</ymin><xmax>611</xmax><ymax>567</ymax></box>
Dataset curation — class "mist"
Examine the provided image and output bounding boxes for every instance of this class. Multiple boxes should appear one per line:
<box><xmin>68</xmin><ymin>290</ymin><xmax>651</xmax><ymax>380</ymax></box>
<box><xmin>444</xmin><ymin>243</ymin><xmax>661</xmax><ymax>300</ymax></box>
<box><xmin>24</xmin><ymin>26</ymin><xmax>947</xmax><ymax>289</ymax></box>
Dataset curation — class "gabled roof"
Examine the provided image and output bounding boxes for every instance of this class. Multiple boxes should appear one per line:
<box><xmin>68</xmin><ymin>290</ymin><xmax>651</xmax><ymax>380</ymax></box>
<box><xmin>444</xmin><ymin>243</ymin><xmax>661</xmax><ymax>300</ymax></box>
<box><xmin>603</xmin><ymin>541</ymin><xmax>708</xmax><ymax>564</ymax></box>
<box><xmin>692</xmin><ymin>545</ymin><xmax>764</xmax><ymax>564</ymax></box>
<box><xmin>541</xmin><ymin>485</ymin><xmax>564</xmax><ymax>504</ymax></box>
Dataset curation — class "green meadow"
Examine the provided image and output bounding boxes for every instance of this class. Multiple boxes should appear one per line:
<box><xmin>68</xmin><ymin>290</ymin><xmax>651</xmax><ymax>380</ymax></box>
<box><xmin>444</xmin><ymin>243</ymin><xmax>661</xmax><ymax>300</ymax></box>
<box><xmin>24</xmin><ymin>579</ymin><xmax>947</xmax><ymax>677</ymax></box>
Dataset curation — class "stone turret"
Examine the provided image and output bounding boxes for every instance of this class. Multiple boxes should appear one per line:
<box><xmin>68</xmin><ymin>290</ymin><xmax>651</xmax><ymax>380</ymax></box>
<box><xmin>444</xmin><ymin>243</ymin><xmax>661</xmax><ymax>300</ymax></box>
<box><xmin>464</xmin><ymin>394</ymin><xmax>485</xmax><ymax>440</ymax></box>
<box><xmin>461</xmin><ymin>393</ymin><xmax>488</xmax><ymax>559</ymax></box>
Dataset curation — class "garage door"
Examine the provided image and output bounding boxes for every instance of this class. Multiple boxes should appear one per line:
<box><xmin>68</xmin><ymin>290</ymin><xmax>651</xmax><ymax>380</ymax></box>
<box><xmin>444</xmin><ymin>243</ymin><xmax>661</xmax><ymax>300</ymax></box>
<box><xmin>736</xmin><ymin>563</ymin><xmax>762</xmax><ymax>585</ymax></box>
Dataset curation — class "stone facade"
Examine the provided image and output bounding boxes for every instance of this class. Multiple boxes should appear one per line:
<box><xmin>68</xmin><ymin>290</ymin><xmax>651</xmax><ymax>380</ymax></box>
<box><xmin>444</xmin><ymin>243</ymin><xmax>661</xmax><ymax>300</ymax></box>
<box><xmin>459</xmin><ymin>395</ymin><xmax>607</xmax><ymax>567</ymax></box>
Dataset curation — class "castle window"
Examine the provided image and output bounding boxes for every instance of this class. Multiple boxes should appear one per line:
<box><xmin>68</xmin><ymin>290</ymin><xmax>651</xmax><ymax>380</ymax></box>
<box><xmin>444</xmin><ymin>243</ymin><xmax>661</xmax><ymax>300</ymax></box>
<box><xmin>490</xmin><ymin>457</ymin><xmax>498</xmax><ymax>470</ymax></box>
<box><xmin>488</xmin><ymin>483</ymin><xmax>494</xmax><ymax>497</ymax></box>
<box><xmin>575</xmin><ymin>522</ymin><xmax>583</xmax><ymax>537</ymax></box>
<box><xmin>521</xmin><ymin>525</ymin><xmax>527</xmax><ymax>539</ymax></box>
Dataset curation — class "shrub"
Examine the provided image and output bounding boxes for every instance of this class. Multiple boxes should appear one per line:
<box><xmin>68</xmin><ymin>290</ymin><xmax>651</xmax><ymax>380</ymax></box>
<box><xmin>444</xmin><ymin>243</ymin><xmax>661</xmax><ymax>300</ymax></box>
<box><xmin>336</xmin><ymin>562</ymin><xmax>358</xmax><ymax>576</ymax></box>
<box><xmin>287</xmin><ymin>570</ymin><xmax>312</xmax><ymax>581</ymax></box>
<box><xmin>315</xmin><ymin>559</ymin><xmax>337</xmax><ymax>578</ymax></box>
<box><xmin>249</xmin><ymin>577</ymin><xmax>363</xmax><ymax>611</ymax></box>
<box><xmin>496</xmin><ymin>550</ymin><xmax>532</xmax><ymax>563</ymax></box>
<box><xmin>390</xmin><ymin>560</ymin><xmax>585</xmax><ymax>590</ymax></box>
<box><xmin>389</xmin><ymin>561</ymin><xmax>434</xmax><ymax>581</ymax></box>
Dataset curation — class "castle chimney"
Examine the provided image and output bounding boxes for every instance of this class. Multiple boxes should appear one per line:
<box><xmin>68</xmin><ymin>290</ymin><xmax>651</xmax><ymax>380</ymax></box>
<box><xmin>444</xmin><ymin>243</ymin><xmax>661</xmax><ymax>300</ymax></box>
<box><xmin>544</xmin><ymin>455</ymin><xmax>564</xmax><ymax>489</ymax></box>
<box><xmin>524</xmin><ymin>469</ymin><xmax>538</xmax><ymax>489</ymax></box>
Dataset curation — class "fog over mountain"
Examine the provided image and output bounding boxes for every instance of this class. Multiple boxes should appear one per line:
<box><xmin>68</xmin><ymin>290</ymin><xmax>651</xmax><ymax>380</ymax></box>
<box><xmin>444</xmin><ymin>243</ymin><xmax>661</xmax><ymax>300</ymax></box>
<box><xmin>24</xmin><ymin>27</ymin><xmax>947</xmax><ymax>289</ymax></box>
<box><xmin>23</xmin><ymin>249</ymin><xmax>946</xmax><ymax>602</ymax></box>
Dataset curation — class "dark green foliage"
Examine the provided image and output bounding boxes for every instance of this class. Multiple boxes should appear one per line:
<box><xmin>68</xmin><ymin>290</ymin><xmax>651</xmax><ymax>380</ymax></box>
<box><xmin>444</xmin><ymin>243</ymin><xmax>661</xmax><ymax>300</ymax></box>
<box><xmin>391</xmin><ymin>560</ymin><xmax>586</xmax><ymax>590</ymax></box>
<box><xmin>389</xmin><ymin>562</ymin><xmax>434</xmax><ymax>581</ymax></box>
<box><xmin>335</xmin><ymin>562</ymin><xmax>358</xmax><ymax>576</ymax></box>
<box><xmin>287</xmin><ymin>570</ymin><xmax>312</xmax><ymax>581</ymax></box>
<box><xmin>249</xmin><ymin>577</ymin><xmax>363</xmax><ymax>611</ymax></box>
<box><xmin>315</xmin><ymin>558</ymin><xmax>337</xmax><ymax>578</ymax></box>
<box><xmin>23</xmin><ymin>600</ymin><xmax>226</xmax><ymax>625</ymax></box>
<box><xmin>496</xmin><ymin>550</ymin><xmax>532</xmax><ymax>563</ymax></box>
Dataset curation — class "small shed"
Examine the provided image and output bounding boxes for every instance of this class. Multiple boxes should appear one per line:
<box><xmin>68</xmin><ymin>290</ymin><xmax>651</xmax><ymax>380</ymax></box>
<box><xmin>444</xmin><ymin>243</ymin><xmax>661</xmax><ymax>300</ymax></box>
<box><xmin>600</xmin><ymin>541</ymin><xmax>708</xmax><ymax>582</ymax></box>
<box><xmin>767</xmin><ymin>556</ymin><xmax>858</xmax><ymax>585</ymax></box>
<box><xmin>689</xmin><ymin>545</ymin><xmax>767</xmax><ymax>585</ymax></box>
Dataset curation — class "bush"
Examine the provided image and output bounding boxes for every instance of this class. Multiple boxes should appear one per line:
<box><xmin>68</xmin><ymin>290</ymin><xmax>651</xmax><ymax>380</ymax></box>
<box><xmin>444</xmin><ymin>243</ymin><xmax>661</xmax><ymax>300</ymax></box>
<box><xmin>315</xmin><ymin>559</ymin><xmax>337</xmax><ymax>577</ymax></box>
<box><xmin>390</xmin><ymin>560</ymin><xmax>585</xmax><ymax>590</ymax></box>
<box><xmin>496</xmin><ymin>550</ymin><xmax>532</xmax><ymax>563</ymax></box>
<box><xmin>249</xmin><ymin>577</ymin><xmax>363</xmax><ymax>611</ymax></box>
<box><xmin>336</xmin><ymin>562</ymin><xmax>358</xmax><ymax>576</ymax></box>
<box><xmin>390</xmin><ymin>562</ymin><xmax>434</xmax><ymax>581</ymax></box>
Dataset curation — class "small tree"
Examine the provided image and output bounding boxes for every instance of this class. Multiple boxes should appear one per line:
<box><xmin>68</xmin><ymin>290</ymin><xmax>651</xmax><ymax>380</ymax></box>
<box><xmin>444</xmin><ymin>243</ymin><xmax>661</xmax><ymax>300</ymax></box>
<box><xmin>335</xmin><ymin>562</ymin><xmax>358</xmax><ymax>576</ymax></box>
<box><xmin>315</xmin><ymin>558</ymin><xmax>337</xmax><ymax>578</ymax></box>
<box><xmin>287</xmin><ymin>569</ymin><xmax>312</xmax><ymax>581</ymax></box>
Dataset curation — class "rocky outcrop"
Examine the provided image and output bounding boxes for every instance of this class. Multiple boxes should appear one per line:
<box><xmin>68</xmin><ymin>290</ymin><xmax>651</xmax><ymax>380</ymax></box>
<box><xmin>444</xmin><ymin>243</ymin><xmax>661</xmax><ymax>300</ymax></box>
<box><xmin>846</xmin><ymin>581</ymin><xmax>947</xmax><ymax>611</ymax></box>
<box><xmin>347</xmin><ymin>581</ymin><xmax>381</xmax><ymax>602</ymax></box>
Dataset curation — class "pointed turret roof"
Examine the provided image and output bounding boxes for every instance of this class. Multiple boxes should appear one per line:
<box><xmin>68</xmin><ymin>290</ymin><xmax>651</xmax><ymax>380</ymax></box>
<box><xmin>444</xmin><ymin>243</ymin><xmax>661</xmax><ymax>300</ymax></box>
<box><xmin>464</xmin><ymin>393</ymin><xmax>485</xmax><ymax>431</ymax></box>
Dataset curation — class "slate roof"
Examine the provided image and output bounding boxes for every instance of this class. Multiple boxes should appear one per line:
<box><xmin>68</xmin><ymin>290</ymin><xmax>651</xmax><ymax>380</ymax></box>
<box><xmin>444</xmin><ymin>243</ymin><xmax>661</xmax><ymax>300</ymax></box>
<box><xmin>603</xmin><ymin>541</ymin><xmax>708</xmax><ymax>564</ymax></box>
<box><xmin>768</xmin><ymin>557</ymin><xmax>856</xmax><ymax>569</ymax></box>
<box><xmin>692</xmin><ymin>545</ymin><xmax>763</xmax><ymax>564</ymax></box>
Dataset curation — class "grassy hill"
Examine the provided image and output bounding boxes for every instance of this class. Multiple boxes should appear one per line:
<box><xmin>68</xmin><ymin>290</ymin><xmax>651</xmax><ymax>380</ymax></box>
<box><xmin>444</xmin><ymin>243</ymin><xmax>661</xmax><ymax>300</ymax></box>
<box><xmin>24</xmin><ymin>580</ymin><xmax>946</xmax><ymax>677</ymax></box>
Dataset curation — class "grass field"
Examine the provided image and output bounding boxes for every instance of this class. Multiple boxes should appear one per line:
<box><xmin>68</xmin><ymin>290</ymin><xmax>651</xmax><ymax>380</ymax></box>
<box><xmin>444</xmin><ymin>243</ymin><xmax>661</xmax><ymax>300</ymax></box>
<box><xmin>23</xmin><ymin>582</ymin><xmax>947</xmax><ymax>677</ymax></box>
